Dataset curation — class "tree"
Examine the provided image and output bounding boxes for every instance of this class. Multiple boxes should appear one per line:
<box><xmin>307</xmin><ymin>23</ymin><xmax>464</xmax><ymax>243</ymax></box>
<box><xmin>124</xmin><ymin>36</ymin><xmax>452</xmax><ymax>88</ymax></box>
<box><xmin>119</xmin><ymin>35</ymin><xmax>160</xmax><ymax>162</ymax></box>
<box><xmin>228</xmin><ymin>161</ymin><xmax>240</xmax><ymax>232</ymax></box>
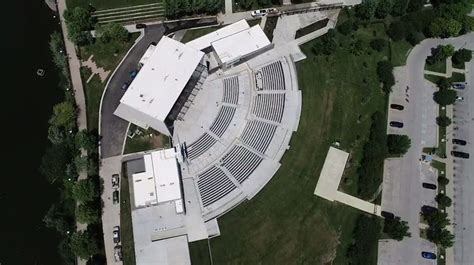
<box><xmin>452</xmin><ymin>48</ymin><xmax>472</xmax><ymax>65</ymax></box>
<box><xmin>383</xmin><ymin>216</ymin><xmax>411</xmax><ymax>241</ymax></box>
<box><xmin>75</xmin><ymin>130</ymin><xmax>97</xmax><ymax>153</ymax></box>
<box><xmin>43</xmin><ymin>204</ymin><xmax>74</xmax><ymax>234</ymax></box>
<box><xmin>436</xmin><ymin>116</ymin><xmax>452</xmax><ymax>127</ymax></box>
<box><xmin>427</xmin><ymin>228</ymin><xmax>455</xmax><ymax>247</ymax></box>
<box><xmin>375</xmin><ymin>0</ymin><xmax>393</xmax><ymax>19</ymax></box>
<box><xmin>76</xmin><ymin>203</ymin><xmax>100</xmax><ymax>224</ymax></box>
<box><xmin>48</xmin><ymin>125</ymin><xmax>66</xmax><ymax>144</ymax></box>
<box><xmin>63</xmin><ymin>7</ymin><xmax>95</xmax><ymax>44</ymax></box>
<box><xmin>423</xmin><ymin>210</ymin><xmax>450</xmax><ymax>229</ymax></box>
<box><xmin>427</xmin><ymin>44</ymin><xmax>455</xmax><ymax>65</ymax></box>
<box><xmin>436</xmin><ymin>193</ymin><xmax>452</xmax><ymax>207</ymax></box>
<box><xmin>95</xmin><ymin>23</ymin><xmax>129</xmax><ymax>43</ymax></box>
<box><xmin>49</xmin><ymin>101</ymin><xmax>76</xmax><ymax>130</ymax></box>
<box><xmin>406</xmin><ymin>31</ymin><xmax>425</xmax><ymax>45</ymax></box>
<box><xmin>338</xmin><ymin>19</ymin><xmax>356</xmax><ymax>35</ymax></box>
<box><xmin>74</xmin><ymin>155</ymin><xmax>88</xmax><ymax>174</ymax></box>
<box><xmin>72</xmin><ymin>179</ymin><xmax>97</xmax><ymax>203</ymax></box>
<box><xmin>376</xmin><ymin>61</ymin><xmax>395</xmax><ymax>93</ymax></box>
<box><xmin>370</xmin><ymin>38</ymin><xmax>387</xmax><ymax>52</ymax></box>
<box><xmin>387</xmin><ymin>134</ymin><xmax>411</xmax><ymax>155</ymax></box>
<box><xmin>438</xmin><ymin>176</ymin><xmax>450</xmax><ymax>185</ymax></box>
<box><xmin>433</xmin><ymin>88</ymin><xmax>457</xmax><ymax>105</ymax></box>
<box><xmin>349</xmin><ymin>39</ymin><xmax>365</xmax><ymax>56</ymax></box>
<box><xmin>437</xmin><ymin>77</ymin><xmax>452</xmax><ymax>90</ymax></box>
<box><xmin>40</xmin><ymin>143</ymin><xmax>71</xmax><ymax>183</ymax></box>
<box><xmin>69</xmin><ymin>231</ymin><xmax>100</xmax><ymax>259</ymax></box>
<box><xmin>355</xmin><ymin>0</ymin><xmax>377</xmax><ymax>20</ymax></box>
<box><xmin>408</xmin><ymin>0</ymin><xmax>425</xmax><ymax>12</ymax></box>
<box><xmin>312</xmin><ymin>30</ymin><xmax>337</xmax><ymax>56</ymax></box>
<box><xmin>391</xmin><ymin>0</ymin><xmax>409</xmax><ymax>16</ymax></box>
<box><xmin>429</xmin><ymin>17</ymin><xmax>462</xmax><ymax>37</ymax></box>
<box><xmin>388</xmin><ymin>21</ymin><xmax>407</xmax><ymax>41</ymax></box>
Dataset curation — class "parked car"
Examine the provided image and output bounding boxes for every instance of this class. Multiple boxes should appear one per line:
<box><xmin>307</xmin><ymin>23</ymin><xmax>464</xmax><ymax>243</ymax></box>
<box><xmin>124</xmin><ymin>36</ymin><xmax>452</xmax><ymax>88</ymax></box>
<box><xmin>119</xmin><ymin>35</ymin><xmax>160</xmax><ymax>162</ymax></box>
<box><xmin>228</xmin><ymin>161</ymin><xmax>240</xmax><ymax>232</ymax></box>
<box><xmin>456</xmin><ymin>96</ymin><xmax>464</xmax><ymax>102</ymax></box>
<box><xmin>267</xmin><ymin>8</ymin><xmax>278</xmax><ymax>14</ymax></box>
<box><xmin>421</xmin><ymin>251</ymin><xmax>437</xmax><ymax>260</ymax></box>
<box><xmin>421</xmin><ymin>205</ymin><xmax>438</xmax><ymax>214</ymax></box>
<box><xmin>452</xmin><ymin>139</ymin><xmax>467</xmax><ymax>146</ymax></box>
<box><xmin>422</xmin><ymin>183</ymin><xmax>437</xmax><ymax>190</ymax></box>
<box><xmin>452</xmin><ymin>83</ymin><xmax>466</xmax><ymax>90</ymax></box>
<box><xmin>390</xmin><ymin>121</ymin><xmax>404</xmax><ymax>128</ymax></box>
<box><xmin>390</xmin><ymin>104</ymin><xmax>404</xmax><ymax>110</ymax></box>
<box><xmin>251</xmin><ymin>9</ymin><xmax>267</xmax><ymax>17</ymax></box>
<box><xmin>381</xmin><ymin>211</ymin><xmax>395</xmax><ymax>219</ymax></box>
<box><xmin>113</xmin><ymin>226</ymin><xmax>121</xmax><ymax>244</ymax></box>
<box><xmin>114</xmin><ymin>246</ymin><xmax>123</xmax><ymax>262</ymax></box>
<box><xmin>121</xmin><ymin>82</ymin><xmax>129</xmax><ymax>91</ymax></box>
<box><xmin>112</xmin><ymin>174</ymin><xmax>120</xmax><ymax>188</ymax></box>
<box><xmin>113</xmin><ymin>190</ymin><xmax>119</xmax><ymax>205</ymax></box>
<box><xmin>451</xmin><ymin>151</ymin><xmax>470</xmax><ymax>159</ymax></box>
<box><xmin>136</xmin><ymin>23</ymin><xmax>146</xmax><ymax>29</ymax></box>
<box><xmin>129</xmin><ymin>69</ymin><xmax>138</xmax><ymax>79</ymax></box>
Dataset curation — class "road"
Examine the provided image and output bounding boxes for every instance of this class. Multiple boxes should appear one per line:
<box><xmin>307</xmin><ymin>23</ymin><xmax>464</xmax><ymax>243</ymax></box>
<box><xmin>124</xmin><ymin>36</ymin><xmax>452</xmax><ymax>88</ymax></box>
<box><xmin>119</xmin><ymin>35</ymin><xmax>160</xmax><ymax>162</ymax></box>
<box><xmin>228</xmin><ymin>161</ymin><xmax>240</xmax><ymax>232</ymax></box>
<box><xmin>99</xmin><ymin>25</ymin><xmax>165</xmax><ymax>158</ymax></box>
<box><xmin>452</xmin><ymin>47</ymin><xmax>474</xmax><ymax>265</ymax></box>
<box><xmin>378</xmin><ymin>33</ymin><xmax>474</xmax><ymax>265</ymax></box>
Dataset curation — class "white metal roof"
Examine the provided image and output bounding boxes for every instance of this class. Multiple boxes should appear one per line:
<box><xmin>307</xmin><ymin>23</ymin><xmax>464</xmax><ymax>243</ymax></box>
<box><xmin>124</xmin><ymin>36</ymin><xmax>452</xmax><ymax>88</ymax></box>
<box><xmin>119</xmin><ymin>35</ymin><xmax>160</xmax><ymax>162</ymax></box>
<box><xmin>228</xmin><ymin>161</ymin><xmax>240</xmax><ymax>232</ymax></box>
<box><xmin>186</xmin><ymin>20</ymin><xmax>250</xmax><ymax>50</ymax></box>
<box><xmin>138</xmin><ymin>43</ymin><xmax>156</xmax><ymax>66</ymax></box>
<box><xmin>212</xmin><ymin>25</ymin><xmax>271</xmax><ymax>65</ymax></box>
<box><xmin>118</xmin><ymin>36</ymin><xmax>204</xmax><ymax>122</ymax></box>
<box><xmin>132</xmin><ymin>148</ymin><xmax>182</xmax><ymax>208</ymax></box>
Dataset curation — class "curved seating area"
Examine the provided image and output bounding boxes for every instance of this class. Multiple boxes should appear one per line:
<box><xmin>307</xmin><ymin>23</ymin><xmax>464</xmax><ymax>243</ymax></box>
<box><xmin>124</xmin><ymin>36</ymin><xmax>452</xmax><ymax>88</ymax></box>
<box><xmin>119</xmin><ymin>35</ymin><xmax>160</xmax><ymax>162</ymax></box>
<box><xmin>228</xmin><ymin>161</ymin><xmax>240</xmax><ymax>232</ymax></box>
<box><xmin>220</xmin><ymin>145</ymin><xmax>263</xmax><ymax>184</ymax></box>
<box><xmin>252</xmin><ymin>93</ymin><xmax>285</xmax><ymax>123</ymax></box>
<box><xmin>197</xmin><ymin>166</ymin><xmax>237</xmax><ymax>207</ymax></box>
<box><xmin>240</xmin><ymin>120</ymin><xmax>278</xmax><ymax>154</ymax></box>
<box><xmin>223</xmin><ymin>76</ymin><xmax>239</xmax><ymax>105</ymax></box>
<box><xmin>256</xmin><ymin>61</ymin><xmax>285</xmax><ymax>91</ymax></box>
<box><xmin>186</xmin><ymin>133</ymin><xmax>217</xmax><ymax>160</ymax></box>
<box><xmin>209</xmin><ymin>106</ymin><xmax>236</xmax><ymax>137</ymax></box>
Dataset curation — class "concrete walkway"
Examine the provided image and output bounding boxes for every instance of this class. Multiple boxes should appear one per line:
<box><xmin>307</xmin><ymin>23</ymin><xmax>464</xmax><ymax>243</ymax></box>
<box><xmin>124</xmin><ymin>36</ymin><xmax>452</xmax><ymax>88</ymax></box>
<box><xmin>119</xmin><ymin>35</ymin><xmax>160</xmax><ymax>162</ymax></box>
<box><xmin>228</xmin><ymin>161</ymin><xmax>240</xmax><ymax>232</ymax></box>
<box><xmin>57</xmin><ymin>0</ymin><xmax>89</xmax><ymax>264</ymax></box>
<box><xmin>424</xmin><ymin>56</ymin><xmax>467</xmax><ymax>78</ymax></box>
<box><xmin>224</xmin><ymin>0</ymin><xmax>233</xmax><ymax>14</ymax></box>
<box><xmin>82</xmin><ymin>55</ymin><xmax>110</xmax><ymax>82</ymax></box>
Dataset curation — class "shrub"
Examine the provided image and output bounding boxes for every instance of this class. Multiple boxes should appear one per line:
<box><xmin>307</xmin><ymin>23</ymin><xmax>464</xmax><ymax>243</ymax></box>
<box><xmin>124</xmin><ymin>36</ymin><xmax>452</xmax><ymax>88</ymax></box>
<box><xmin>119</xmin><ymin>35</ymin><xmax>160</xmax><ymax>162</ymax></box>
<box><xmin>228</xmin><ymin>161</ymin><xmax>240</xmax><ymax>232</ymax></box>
<box><xmin>436</xmin><ymin>193</ymin><xmax>452</xmax><ymax>207</ymax></box>
<box><xmin>375</xmin><ymin>0</ymin><xmax>393</xmax><ymax>19</ymax></box>
<box><xmin>433</xmin><ymin>88</ymin><xmax>457</xmax><ymax>105</ymax></box>
<box><xmin>370</xmin><ymin>38</ymin><xmax>387</xmax><ymax>52</ymax></box>
<box><xmin>349</xmin><ymin>39</ymin><xmax>365</xmax><ymax>56</ymax></box>
<box><xmin>376</xmin><ymin>61</ymin><xmax>395</xmax><ymax>93</ymax></box>
<box><xmin>406</xmin><ymin>31</ymin><xmax>425</xmax><ymax>45</ymax></box>
<box><xmin>355</xmin><ymin>0</ymin><xmax>377</xmax><ymax>20</ymax></box>
<box><xmin>452</xmin><ymin>48</ymin><xmax>472</xmax><ymax>65</ymax></box>
<box><xmin>346</xmin><ymin>215</ymin><xmax>381</xmax><ymax>264</ymax></box>
<box><xmin>95</xmin><ymin>23</ymin><xmax>129</xmax><ymax>43</ymax></box>
<box><xmin>391</xmin><ymin>0</ymin><xmax>409</xmax><ymax>16</ymax></box>
<box><xmin>429</xmin><ymin>17</ymin><xmax>462</xmax><ymax>37</ymax></box>
<box><xmin>436</xmin><ymin>116</ymin><xmax>452</xmax><ymax>127</ymax></box>
<box><xmin>312</xmin><ymin>30</ymin><xmax>337</xmax><ymax>56</ymax></box>
<box><xmin>387</xmin><ymin>134</ymin><xmax>411</xmax><ymax>155</ymax></box>
<box><xmin>383</xmin><ymin>216</ymin><xmax>411</xmax><ymax>241</ymax></box>
<box><xmin>426</xmin><ymin>44</ymin><xmax>455</xmax><ymax>65</ymax></box>
<box><xmin>438</xmin><ymin>176</ymin><xmax>449</xmax><ymax>185</ymax></box>
<box><xmin>437</xmin><ymin>78</ymin><xmax>452</xmax><ymax>90</ymax></box>
<box><xmin>388</xmin><ymin>21</ymin><xmax>407</xmax><ymax>41</ymax></box>
<box><xmin>338</xmin><ymin>19</ymin><xmax>355</xmax><ymax>35</ymax></box>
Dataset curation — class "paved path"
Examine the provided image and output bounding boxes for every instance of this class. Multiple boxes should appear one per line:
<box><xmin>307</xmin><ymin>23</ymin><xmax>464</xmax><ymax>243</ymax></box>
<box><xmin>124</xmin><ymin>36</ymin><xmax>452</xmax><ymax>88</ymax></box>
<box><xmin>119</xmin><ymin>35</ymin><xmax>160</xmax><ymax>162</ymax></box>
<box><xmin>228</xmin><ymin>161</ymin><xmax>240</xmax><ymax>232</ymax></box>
<box><xmin>57</xmin><ymin>0</ymin><xmax>89</xmax><ymax>264</ymax></box>
<box><xmin>82</xmin><ymin>55</ymin><xmax>110</xmax><ymax>82</ymax></box>
<box><xmin>224</xmin><ymin>0</ymin><xmax>233</xmax><ymax>14</ymax></box>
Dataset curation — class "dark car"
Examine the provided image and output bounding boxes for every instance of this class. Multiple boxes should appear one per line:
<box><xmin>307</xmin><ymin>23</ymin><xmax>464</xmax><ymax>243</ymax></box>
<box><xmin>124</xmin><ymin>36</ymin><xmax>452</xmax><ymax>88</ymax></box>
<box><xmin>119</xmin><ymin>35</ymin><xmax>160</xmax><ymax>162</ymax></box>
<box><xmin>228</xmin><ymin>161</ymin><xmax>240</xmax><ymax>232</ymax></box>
<box><xmin>129</xmin><ymin>70</ymin><xmax>138</xmax><ymax>79</ymax></box>
<box><xmin>381</xmin><ymin>211</ymin><xmax>395</xmax><ymax>219</ymax></box>
<box><xmin>390</xmin><ymin>104</ymin><xmax>404</xmax><ymax>110</ymax></box>
<box><xmin>421</xmin><ymin>205</ymin><xmax>438</xmax><ymax>214</ymax></box>
<box><xmin>114</xmin><ymin>246</ymin><xmax>123</xmax><ymax>262</ymax></box>
<box><xmin>421</xmin><ymin>251</ymin><xmax>437</xmax><ymax>260</ymax></box>
<box><xmin>452</xmin><ymin>83</ymin><xmax>465</xmax><ymax>90</ymax></box>
<box><xmin>452</xmin><ymin>139</ymin><xmax>467</xmax><ymax>146</ymax></box>
<box><xmin>136</xmin><ymin>23</ymin><xmax>146</xmax><ymax>29</ymax></box>
<box><xmin>113</xmin><ymin>190</ymin><xmax>119</xmax><ymax>205</ymax></box>
<box><xmin>451</xmin><ymin>151</ymin><xmax>470</xmax><ymax>159</ymax></box>
<box><xmin>390</xmin><ymin>121</ymin><xmax>404</xmax><ymax>128</ymax></box>
<box><xmin>422</xmin><ymin>183</ymin><xmax>437</xmax><ymax>190</ymax></box>
<box><xmin>113</xmin><ymin>226</ymin><xmax>121</xmax><ymax>244</ymax></box>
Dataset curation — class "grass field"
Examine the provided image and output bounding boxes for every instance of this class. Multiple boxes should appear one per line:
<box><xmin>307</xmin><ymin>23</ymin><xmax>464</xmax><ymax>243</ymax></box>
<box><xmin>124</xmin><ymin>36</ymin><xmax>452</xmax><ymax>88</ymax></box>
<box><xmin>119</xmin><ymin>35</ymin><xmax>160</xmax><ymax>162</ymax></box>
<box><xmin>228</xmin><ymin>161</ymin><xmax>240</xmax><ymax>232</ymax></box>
<box><xmin>83</xmin><ymin>74</ymin><xmax>105</xmax><ymax>131</ymax></box>
<box><xmin>391</xmin><ymin>40</ymin><xmax>413</xmax><ymax>67</ymax></box>
<box><xmin>425</xmin><ymin>59</ymin><xmax>447</xmax><ymax>73</ymax></box>
<box><xmin>67</xmin><ymin>0</ymin><xmax>160</xmax><ymax>10</ymax></box>
<box><xmin>451</xmin><ymin>72</ymin><xmax>466</xmax><ymax>83</ymax></box>
<box><xmin>120</xmin><ymin>163</ymin><xmax>137</xmax><ymax>265</ymax></box>
<box><xmin>190</xmin><ymin>21</ymin><xmax>389</xmax><ymax>265</ymax></box>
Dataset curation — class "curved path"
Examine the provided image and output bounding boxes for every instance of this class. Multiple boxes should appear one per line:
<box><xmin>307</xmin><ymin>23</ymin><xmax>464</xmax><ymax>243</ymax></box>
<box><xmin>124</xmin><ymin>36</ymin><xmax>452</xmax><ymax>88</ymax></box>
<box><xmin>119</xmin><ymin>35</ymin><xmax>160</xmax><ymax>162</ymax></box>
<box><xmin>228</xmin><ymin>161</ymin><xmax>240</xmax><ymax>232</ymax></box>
<box><xmin>99</xmin><ymin>25</ymin><xmax>165</xmax><ymax>158</ymax></box>
<box><xmin>378</xmin><ymin>33</ymin><xmax>474</xmax><ymax>265</ymax></box>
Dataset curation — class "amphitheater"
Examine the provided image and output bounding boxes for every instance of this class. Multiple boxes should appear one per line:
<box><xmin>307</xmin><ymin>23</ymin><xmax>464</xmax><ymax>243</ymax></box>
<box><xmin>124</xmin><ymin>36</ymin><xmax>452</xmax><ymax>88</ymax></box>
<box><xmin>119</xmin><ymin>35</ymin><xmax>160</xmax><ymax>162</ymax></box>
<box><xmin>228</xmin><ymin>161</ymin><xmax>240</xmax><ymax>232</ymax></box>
<box><xmin>114</xmin><ymin>20</ymin><xmax>304</xmax><ymax>264</ymax></box>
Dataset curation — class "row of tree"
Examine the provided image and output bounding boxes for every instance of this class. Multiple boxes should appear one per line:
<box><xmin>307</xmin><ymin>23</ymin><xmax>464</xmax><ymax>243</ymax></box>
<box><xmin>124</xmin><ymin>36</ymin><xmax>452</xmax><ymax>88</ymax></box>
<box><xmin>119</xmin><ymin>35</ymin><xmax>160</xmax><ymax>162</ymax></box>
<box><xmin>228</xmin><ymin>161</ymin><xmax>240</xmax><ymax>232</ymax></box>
<box><xmin>163</xmin><ymin>0</ymin><xmax>221</xmax><ymax>19</ymax></box>
<box><xmin>422</xmin><ymin>209</ymin><xmax>455</xmax><ymax>247</ymax></box>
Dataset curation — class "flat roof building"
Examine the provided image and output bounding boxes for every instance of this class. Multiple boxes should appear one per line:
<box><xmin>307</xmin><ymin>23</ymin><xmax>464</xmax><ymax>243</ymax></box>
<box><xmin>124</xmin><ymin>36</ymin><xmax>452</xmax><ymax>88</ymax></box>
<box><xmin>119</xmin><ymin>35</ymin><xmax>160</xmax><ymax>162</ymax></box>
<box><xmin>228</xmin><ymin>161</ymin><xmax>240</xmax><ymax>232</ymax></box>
<box><xmin>186</xmin><ymin>19</ymin><xmax>250</xmax><ymax>51</ymax></box>
<box><xmin>114</xmin><ymin>36</ymin><xmax>204</xmax><ymax>136</ymax></box>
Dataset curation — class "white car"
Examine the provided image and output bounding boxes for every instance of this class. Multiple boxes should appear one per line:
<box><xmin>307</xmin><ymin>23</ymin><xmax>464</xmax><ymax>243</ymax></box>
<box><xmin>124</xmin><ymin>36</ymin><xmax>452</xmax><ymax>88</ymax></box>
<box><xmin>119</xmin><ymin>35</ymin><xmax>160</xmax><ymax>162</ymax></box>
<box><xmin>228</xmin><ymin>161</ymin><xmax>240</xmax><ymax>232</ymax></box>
<box><xmin>251</xmin><ymin>9</ymin><xmax>267</xmax><ymax>17</ymax></box>
<box><xmin>456</xmin><ymin>96</ymin><xmax>464</xmax><ymax>102</ymax></box>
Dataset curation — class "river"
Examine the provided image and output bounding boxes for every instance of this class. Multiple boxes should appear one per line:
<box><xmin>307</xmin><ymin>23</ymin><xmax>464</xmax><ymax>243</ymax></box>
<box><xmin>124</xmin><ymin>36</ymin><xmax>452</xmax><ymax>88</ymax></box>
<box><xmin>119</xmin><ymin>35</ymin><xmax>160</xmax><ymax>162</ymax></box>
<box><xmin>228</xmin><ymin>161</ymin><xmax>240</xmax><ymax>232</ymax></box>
<box><xmin>0</xmin><ymin>1</ymin><xmax>63</xmax><ymax>264</ymax></box>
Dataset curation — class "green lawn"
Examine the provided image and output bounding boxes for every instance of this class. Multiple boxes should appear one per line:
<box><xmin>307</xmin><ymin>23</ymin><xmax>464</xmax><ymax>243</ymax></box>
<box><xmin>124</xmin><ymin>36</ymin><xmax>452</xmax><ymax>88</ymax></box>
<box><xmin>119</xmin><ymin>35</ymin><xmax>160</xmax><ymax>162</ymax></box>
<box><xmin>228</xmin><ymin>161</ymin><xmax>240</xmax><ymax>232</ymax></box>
<box><xmin>391</xmin><ymin>40</ymin><xmax>413</xmax><ymax>67</ymax></box>
<box><xmin>79</xmin><ymin>33</ymin><xmax>139</xmax><ymax>71</ymax></box>
<box><xmin>120</xmin><ymin>163</ymin><xmax>137</xmax><ymax>265</ymax></box>
<box><xmin>191</xmin><ymin>22</ymin><xmax>388</xmax><ymax>265</ymax></box>
<box><xmin>425</xmin><ymin>74</ymin><xmax>443</xmax><ymax>84</ymax></box>
<box><xmin>67</xmin><ymin>0</ymin><xmax>160</xmax><ymax>10</ymax></box>
<box><xmin>438</xmin><ymin>106</ymin><xmax>447</xmax><ymax>158</ymax></box>
<box><xmin>425</xmin><ymin>59</ymin><xmax>447</xmax><ymax>74</ymax></box>
<box><xmin>82</xmin><ymin>73</ymin><xmax>105</xmax><ymax>131</ymax></box>
<box><xmin>451</xmin><ymin>72</ymin><xmax>466</xmax><ymax>83</ymax></box>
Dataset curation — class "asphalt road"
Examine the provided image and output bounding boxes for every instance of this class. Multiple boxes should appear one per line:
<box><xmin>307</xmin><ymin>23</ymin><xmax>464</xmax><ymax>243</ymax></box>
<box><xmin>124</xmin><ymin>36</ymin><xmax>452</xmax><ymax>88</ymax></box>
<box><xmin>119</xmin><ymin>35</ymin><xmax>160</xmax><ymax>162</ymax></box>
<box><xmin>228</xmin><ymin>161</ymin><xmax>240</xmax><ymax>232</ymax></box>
<box><xmin>100</xmin><ymin>24</ymin><xmax>165</xmax><ymax>158</ymax></box>
<box><xmin>452</xmin><ymin>51</ymin><xmax>474</xmax><ymax>265</ymax></box>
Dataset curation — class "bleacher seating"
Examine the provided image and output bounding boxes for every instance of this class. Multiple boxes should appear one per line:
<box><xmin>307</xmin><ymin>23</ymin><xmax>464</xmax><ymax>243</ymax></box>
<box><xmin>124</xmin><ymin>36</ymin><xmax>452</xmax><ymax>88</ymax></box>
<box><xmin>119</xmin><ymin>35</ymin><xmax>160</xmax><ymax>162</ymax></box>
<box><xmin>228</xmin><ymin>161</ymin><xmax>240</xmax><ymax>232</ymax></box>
<box><xmin>240</xmin><ymin>120</ymin><xmax>277</xmax><ymax>153</ymax></box>
<box><xmin>209</xmin><ymin>106</ymin><xmax>236</xmax><ymax>137</ymax></box>
<box><xmin>223</xmin><ymin>76</ymin><xmax>239</xmax><ymax>105</ymax></box>
<box><xmin>186</xmin><ymin>133</ymin><xmax>217</xmax><ymax>160</ymax></box>
<box><xmin>258</xmin><ymin>61</ymin><xmax>285</xmax><ymax>91</ymax></box>
<box><xmin>220</xmin><ymin>145</ymin><xmax>263</xmax><ymax>183</ymax></box>
<box><xmin>197</xmin><ymin>166</ymin><xmax>237</xmax><ymax>207</ymax></box>
<box><xmin>252</xmin><ymin>93</ymin><xmax>285</xmax><ymax>123</ymax></box>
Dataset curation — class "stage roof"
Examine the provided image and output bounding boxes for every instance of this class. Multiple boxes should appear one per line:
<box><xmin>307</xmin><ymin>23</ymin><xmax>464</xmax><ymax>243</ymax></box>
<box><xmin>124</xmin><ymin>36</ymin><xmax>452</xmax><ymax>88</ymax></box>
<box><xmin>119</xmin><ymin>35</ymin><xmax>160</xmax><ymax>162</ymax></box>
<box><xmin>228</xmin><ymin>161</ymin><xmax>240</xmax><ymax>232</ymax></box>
<box><xmin>186</xmin><ymin>20</ymin><xmax>250</xmax><ymax>51</ymax></box>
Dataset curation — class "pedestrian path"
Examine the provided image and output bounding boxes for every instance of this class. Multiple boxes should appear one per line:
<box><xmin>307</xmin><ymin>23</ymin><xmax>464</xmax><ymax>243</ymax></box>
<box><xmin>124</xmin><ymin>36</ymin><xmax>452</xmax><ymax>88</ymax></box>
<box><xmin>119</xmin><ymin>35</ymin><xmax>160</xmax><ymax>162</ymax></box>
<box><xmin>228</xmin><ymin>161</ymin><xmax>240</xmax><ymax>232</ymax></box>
<box><xmin>424</xmin><ymin>57</ymin><xmax>466</xmax><ymax>78</ymax></box>
<box><xmin>82</xmin><ymin>55</ymin><xmax>110</xmax><ymax>82</ymax></box>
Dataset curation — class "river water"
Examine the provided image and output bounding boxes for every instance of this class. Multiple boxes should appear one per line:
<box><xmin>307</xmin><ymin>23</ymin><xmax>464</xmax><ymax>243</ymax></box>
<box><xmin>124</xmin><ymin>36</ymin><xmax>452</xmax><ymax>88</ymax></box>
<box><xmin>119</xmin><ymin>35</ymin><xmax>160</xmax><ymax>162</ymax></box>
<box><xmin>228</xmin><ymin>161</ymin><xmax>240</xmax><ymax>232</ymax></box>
<box><xmin>0</xmin><ymin>1</ymin><xmax>63</xmax><ymax>264</ymax></box>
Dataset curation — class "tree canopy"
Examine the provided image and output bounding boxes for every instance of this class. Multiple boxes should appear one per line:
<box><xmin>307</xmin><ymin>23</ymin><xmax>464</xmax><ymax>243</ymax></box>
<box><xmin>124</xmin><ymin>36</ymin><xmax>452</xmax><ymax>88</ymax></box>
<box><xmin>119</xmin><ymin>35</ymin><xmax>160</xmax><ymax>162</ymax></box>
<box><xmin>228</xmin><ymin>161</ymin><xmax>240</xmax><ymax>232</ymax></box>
<box><xmin>49</xmin><ymin>101</ymin><xmax>77</xmax><ymax>130</ymax></box>
<box><xmin>40</xmin><ymin>143</ymin><xmax>72</xmax><ymax>183</ymax></box>
<box><xmin>426</xmin><ymin>44</ymin><xmax>455</xmax><ymax>65</ymax></box>
<box><xmin>75</xmin><ymin>130</ymin><xmax>97</xmax><ymax>153</ymax></box>
<box><xmin>63</xmin><ymin>7</ymin><xmax>95</xmax><ymax>45</ymax></box>
<box><xmin>388</xmin><ymin>21</ymin><xmax>407</xmax><ymax>41</ymax></box>
<box><xmin>452</xmin><ymin>48</ymin><xmax>472</xmax><ymax>65</ymax></box>
<box><xmin>383</xmin><ymin>216</ymin><xmax>411</xmax><ymax>241</ymax></box>
<box><xmin>69</xmin><ymin>231</ymin><xmax>100</xmax><ymax>259</ymax></box>
<box><xmin>312</xmin><ymin>30</ymin><xmax>337</xmax><ymax>56</ymax></box>
<box><xmin>96</xmin><ymin>23</ymin><xmax>129</xmax><ymax>43</ymax></box>
<box><xmin>76</xmin><ymin>203</ymin><xmax>100</xmax><ymax>224</ymax></box>
<box><xmin>433</xmin><ymin>88</ymin><xmax>457</xmax><ymax>105</ymax></box>
<box><xmin>436</xmin><ymin>193</ymin><xmax>452</xmax><ymax>207</ymax></box>
<box><xmin>370</xmin><ymin>38</ymin><xmax>387</xmax><ymax>52</ymax></box>
<box><xmin>375</xmin><ymin>0</ymin><xmax>393</xmax><ymax>19</ymax></box>
<box><xmin>72</xmin><ymin>179</ymin><xmax>98</xmax><ymax>203</ymax></box>
<box><xmin>376</xmin><ymin>61</ymin><xmax>395</xmax><ymax>93</ymax></box>
<box><xmin>355</xmin><ymin>0</ymin><xmax>377</xmax><ymax>20</ymax></box>
<box><xmin>387</xmin><ymin>134</ymin><xmax>411</xmax><ymax>155</ymax></box>
<box><xmin>436</xmin><ymin>116</ymin><xmax>452</xmax><ymax>127</ymax></box>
